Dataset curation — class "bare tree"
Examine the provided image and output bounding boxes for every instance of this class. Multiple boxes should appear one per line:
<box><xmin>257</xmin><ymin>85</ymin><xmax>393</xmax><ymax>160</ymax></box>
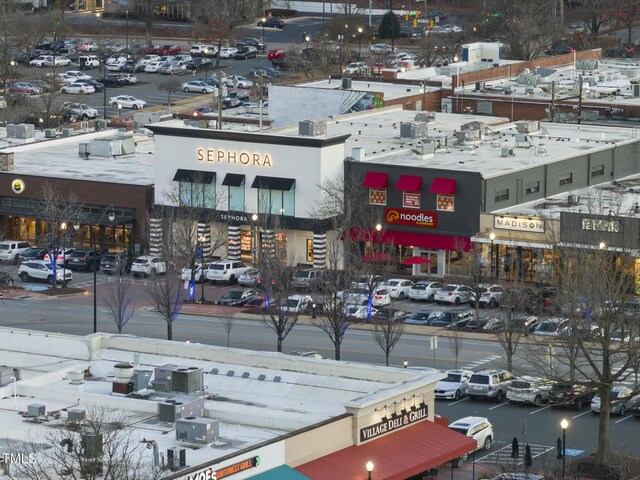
<box><xmin>6</xmin><ymin>407</ymin><xmax>167</xmax><ymax>479</ymax></box>
<box><xmin>219</xmin><ymin>306</ymin><xmax>236</xmax><ymax>347</ymax></box>
<box><xmin>616</xmin><ymin>0</ymin><xmax>639</xmax><ymax>45</ymax></box>
<box><xmin>446</xmin><ymin>326</ymin><xmax>465</xmax><ymax>369</ymax></box>
<box><xmin>372</xmin><ymin>308</ymin><xmax>405</xmax><ymax>366</ymax></box>
<box><xmin>147</xmin><ymin>258</ymin><xmax>182</xmax><ymax>341</ymax></box>
<box><xmin>581</xmin><ymin>0</ymin><xmax>618</xmax><ymax>36</ymax></box>
<box><xmin>103</xmin><ymin>275</ymin><xmax>135</xmax><ymax>334</ymax></box>
<box><xmin>158</xmin><ymin>78</ymin><xmax>183</xmax><ymax>106</ymax></box>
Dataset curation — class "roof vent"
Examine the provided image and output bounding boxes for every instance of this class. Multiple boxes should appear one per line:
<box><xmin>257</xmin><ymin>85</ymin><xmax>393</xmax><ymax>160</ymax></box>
<box><xmin>352</xmin><ymin>147</ymin><xmax>365</xmax><ymax>161</ymax></box>
<box><xmin>400</xmin><ymin>122</ymin><xmax>429</xmax><ymax>139</ymax></box>
<box><xmin>414</xmin><ymin>112</ymin><xmax>436</xmax><ymax>123</ymax></box>
<box><xmin>299</xmin><ymin>120</ymin><xmax>327</xmax><ymax>137</ymax></box>
<box><xmin>515</xmin><ymin>121</ymin><xmax>540</xmax><ymax>134</ymax></box>
<box><xmin>500</xmin><ymin>147</ymin><xmax>515</xmax><ymax>157</ymax></box>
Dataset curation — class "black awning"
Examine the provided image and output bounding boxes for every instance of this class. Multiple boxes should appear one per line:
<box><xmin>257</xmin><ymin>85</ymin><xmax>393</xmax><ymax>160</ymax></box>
<box><xmin>251</xmin><ymin>176</ymin><xmax>295</xmax><ymax>191</ymax></box>
<box><xmin>222</xmin><ymin>173</ymin><xmax>246</xmax><ymax>187</ymax></box>
<box><xmin>172</xmin><ymin>169</ymin><xmax>215</xmax><ymax>184</ymax></box>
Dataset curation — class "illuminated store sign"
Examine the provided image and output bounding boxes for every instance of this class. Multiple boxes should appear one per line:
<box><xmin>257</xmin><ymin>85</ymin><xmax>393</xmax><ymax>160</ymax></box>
<box><xmin>385</xmin><ymin>208</ymin><xmax>437</xmax><ymax>228</ymax></box>
<box><xmin>581</xmin><ymin>218</ymin><xmax>620</xmax><ymax>233</ymax></box>
<box><xmin>186</xmin><ymin>456</ymin><xmax>260</xmax><ymax>480</ymax></box>
<box><xmin>360</xmin><ymin>405</ymin><xmax>429</xmax><ymax>442</ymax></box>
<box><xmin>494</xmin><ymin>215</ymin><xmax>544</xmax><ymax>233</ymax></box>
<box><xmin>197</xmin><ymin>148</ymin><xmax>272</xmax><ymax>167</ymax></box>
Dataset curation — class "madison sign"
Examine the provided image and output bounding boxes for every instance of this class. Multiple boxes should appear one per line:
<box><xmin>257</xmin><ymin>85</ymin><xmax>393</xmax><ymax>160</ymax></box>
<box><xmin>385</xmin><ymin>208</ymin><xmax>437</xmax><ymax>228</ymax></box>
<box><xmin>197</xmin><ymin>148</ymin><xmax>272</xmax><ymax>167</ymax></box>
<box><xmin>494</xmin><ymin>216</ymin><xmax>544</xmax><ymax>233</ymax></box>
<box><xmin>360</xmin><ymin>405</ymin><xmax>429</xmax><ymax>442</ymax></box>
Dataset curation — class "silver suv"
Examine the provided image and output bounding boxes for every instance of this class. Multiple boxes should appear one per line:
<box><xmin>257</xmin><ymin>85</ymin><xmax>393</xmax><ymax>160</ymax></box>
<box><xmin>292</xmin><ymin>269</ymin><xmax>325</xmax><ymax>290</ymax></box>
<box><xmin>467</xmin><ymin>369</ymin><xmax>516</xmax><ymax>402</ymax></box>
<box><xmin>448</xmin><ymin>416</ymin><xmax>493</xmax><ymax>467</ymax></box>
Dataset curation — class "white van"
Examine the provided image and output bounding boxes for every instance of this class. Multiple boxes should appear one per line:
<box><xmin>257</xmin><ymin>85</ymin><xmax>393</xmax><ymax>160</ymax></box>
<box><xmin>0</xmin><ymin>240</ymin><xmax>32</xmax><ymax>263</ymax></box>
<box><xmin>190</xmin><ymin>44</ymin><xmax>208</xmax><ymax>56</ymax></box>
<box><xmin>78</xmin><ymin>55</ymin><xmax>100</xmax><ymax>70</ymax></box>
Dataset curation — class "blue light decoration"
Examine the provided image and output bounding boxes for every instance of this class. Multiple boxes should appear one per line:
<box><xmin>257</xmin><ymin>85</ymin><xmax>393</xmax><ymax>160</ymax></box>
<box><xmin>366</xmin><ymin>296</ymin><xmax>373</xmax><ymax>319</ymax></box>
<box><xmin>189</xmin><ymin>279</ymin><xmax>195</xmax><ymax>302</ymax></box>
<box><xmin>264</xmin><ymin>279</ymin><xmax>276</xmax><ymax>310</ymax></box>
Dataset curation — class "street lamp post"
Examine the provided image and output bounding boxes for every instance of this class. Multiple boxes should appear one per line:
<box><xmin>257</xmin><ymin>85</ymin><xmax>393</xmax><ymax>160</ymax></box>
<box><xmin>74</xmin><ymin>207</ymin><xmax>115</xmax><ymax>334</ymax></box>
<box><xmin>560</xmin><ymin>419</ymin><xmax>568</xmax><ymax>479</ymax></box>
<box><xmin>305</xmin><ymin>34</ymin><xmax>310</xmax><ymax>49</ymax></box>
<box><xmin>366</xmin><ymin>461</ymin><xmax>374</xmax><ymax>480</ymax></box>
<box><xmin>125</xmin><ymin>9</ymin><xmax>129</xmax><ymax>54</ymax></box>
<box><xmin>198</xmin><ymin>234</ymin><xmax>206</xmax><ymax>303</ymax></box>
<box><xmin>251</xmin><ymin>213</ymin><xmax>258</xmax><ymax>264</ymax></box>
<box><xmin>489</xmin><ymin>232</ymin><xmax>496</xmax><ymax>279</ymax></box>
<box><xmin>357</xmin><ymin>27</ymin><xmax>363</xmax><ymax>60</ymax></box>
<box><xmin>261</xmin><ymin>17</ymin><xmax>266</xmax><ymax>42</ymax></box>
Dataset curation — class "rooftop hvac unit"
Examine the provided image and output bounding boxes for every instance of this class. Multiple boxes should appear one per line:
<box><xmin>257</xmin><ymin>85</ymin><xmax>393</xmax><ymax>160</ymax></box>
<box><xmin>167</xmin><ymin>448</ymin><xmax>186</xmax><ymax>469</ymax></box>
<box><xmin>500</xmin><ymin>147</ymin><xmax>515</xmax><ymax>157</ymax></box>
<box><xmin>515</xmin><ymin>121</ymin><xmax>540</xmax><ymax>134</ymax></box>
<box><xmin>461</xmin><ymin>121</ymin><xmax>486</xmax><ymax>135</ymax></box>
<box><xmin>132</xmin><ymin>369</ymin><xmax>152</xmax><ymax>391</ymax></box>
<box><xmin>400</xmin><ymin>122</ymin><xmax>429</xmax><ymax>139</ymax></box>
<box><xmin>633</xmin><ymin>84</ymin><xmax>640</xmax><ymax>98</ymax></box>
<box><xmin>44</xmin><ymin>128</ymin><xmax>57</xmax><ymax>138</ymax></box>
<box><xmin>568</xmin><ymin>194</ymin><xmax>580</xmax><ymax>206</ymax></box>
<box><xmin>536</xmin><ymin>144</ymin><xmax>548</xmax><ymax>155</ymax></box>
<box><xmin>299</xmin><ymin>120</ymin><xmax>327</xmax><ymax>137</ymax></box>
<box><xmin>503</xmin><ymin>85</ymin><xmax>512</xmax><ymax>94</ymax></box>
<box><xmin>525</xmin><ymin>86</ymin><xmax>534</xmax><ymax>95</ymax></box>
<box><xmin>175</xmin><ymin>417</ymin><xmax>219</xmax><ymax>444</ymax></box>
<box><xmin>81</xmin><ymin>432</ymin><xmax>103</xmax><ymax>458</ymax></box>
<box><xmin>341</xmin><ymin>77</ymin><xmax>352</xmax><ymax>90</ymax></box>
<box><xmin>80</xmin><ymin>121</ymin><xmax>89</xmax><ymax>131</ymax></box>
<box><xmin>414</xmin><ymin>142</ymin><xmax>436</xmax><ymax>157</ymax></box>
<box><xmin>7</xmin><ymin>124</ymin><xmax>35</xmax><ymax>140</ymax></box>
<box><xmin>475</xmin><ymin>81</ymin><xmax>485</xmax><ymax>92</ymax></box>
<box><xmin>351</xmin><ymin>147</ymin><xmax>365</xmax><ymax>161</ymax></box>
<box><xmin>515</xmin><ymin>134</ymin><xmax>530</xmax><ymax>147</ymax></box>
<box><xmin>67</xmin><ymin>408</ymin><xmax>86</xmax><ymax>423</ymax></box>
<box><xmin>62</xmin><ymin>128</ymin><xmax>73</xmax><ymax>137</ymax></box>
<box><xmin>88</xmin><ymin>137</ymin><xmax>135</xmax><ymax>157</ymax></box>
<box><xmin>454</xmin><ymin>129</ymin><xmax>481</xmax><ymax>144</ymax></box>
<box><xmin>171</xmin><ymin>367</ymin><xmax>202</xmax><ymax>394</ymax></box>
<box><xmin>95</xmin><ymin>119</ymin><xmax>107</xmax><ymax>131</ymax></box>
<box><xmin>0</xmin><ymin>366</ymin><xmax>16</xmax><ymax>386</ymax></box>
<box><xmin>414</xmin><ymin>112</ymin><xmax>436</xmax><ymax>123</ymax></box>
<box><xmin>27</xmin><ymin>404</ymin><xmax>45</xmax><ymax>418</ymax></box>
<box><xmin>158</xmin><ymin>396</ymin><xmax>205</xmax><ymax>422</ymax></box>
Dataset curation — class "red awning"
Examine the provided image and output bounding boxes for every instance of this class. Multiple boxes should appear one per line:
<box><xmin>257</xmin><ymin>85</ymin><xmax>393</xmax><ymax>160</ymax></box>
<box><xmin>362</xmin><ymin>172</ymin><xmax>388</xmax><ymax>189</ymax></box>
<box><xmin>349</xmin><ymin>227</ymin><xmax>471</xmax><ymax>252</ymax></box>
<box><xmin>429</xmin><ymin>178</ymin><xmax>457</xmax><ymax>195</ymax></box>
<box><xmin>295</xmin><ymin>420</ymin><xmax>477</xmax><ymax>480</ymax></box>
<box><xmin>395</xmin><ymin>175</ymin><xmax>422</xmax><ymax>192</ymax></box>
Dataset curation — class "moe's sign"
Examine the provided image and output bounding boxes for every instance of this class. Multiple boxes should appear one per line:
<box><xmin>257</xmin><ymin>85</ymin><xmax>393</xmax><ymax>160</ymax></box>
<box><xmin>385</xmin><ymin>208</ymin><xmax>437</xmax><ymax>228</ymax></box>
<box><xmin>197</xmin><ymin>148</ymin><xmax>272</xmax><ymax>167</ymax></box>
<box><xmin>360</xmin><ymin>405</ymin><xmax>429</xmax><ymax>442</ymax></box>
<box><xmin>186</xmin><ymin>456</ymin><xmax>260</xmax><ymax>480</ymax></box>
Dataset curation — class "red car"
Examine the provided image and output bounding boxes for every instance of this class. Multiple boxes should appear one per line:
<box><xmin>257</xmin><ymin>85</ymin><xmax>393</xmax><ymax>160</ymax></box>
<box><xmin>267</xmin><ymin>49</ymin><xmax>286</xmax><ymax>60</ymax></box>
<box><xmin>156</xmin><ymin>45</ymin><xmax>181</xmax><ymax>55</ymax></box>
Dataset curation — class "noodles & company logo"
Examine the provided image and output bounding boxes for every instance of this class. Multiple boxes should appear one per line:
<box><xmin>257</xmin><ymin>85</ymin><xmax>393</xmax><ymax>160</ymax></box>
<box><xmin>12</xmin><ymin>179</ymin><xmax>25</xmax><ymax>194</ymax></box>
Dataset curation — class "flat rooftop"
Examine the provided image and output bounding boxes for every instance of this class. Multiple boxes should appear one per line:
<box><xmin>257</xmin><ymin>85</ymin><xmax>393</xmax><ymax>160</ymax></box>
<box><xmin>296</xmin><ymin>79</ymin><xmax>439</xmax><ymax>100</ymax></box>
<box><xmin>0</xmin><ymin>127</ymin><xmax>155</xmax><ymax>186</ymax></box>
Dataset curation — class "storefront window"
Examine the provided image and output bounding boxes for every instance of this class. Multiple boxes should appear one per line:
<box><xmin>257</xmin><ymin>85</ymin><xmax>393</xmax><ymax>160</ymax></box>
<box><xmin>369</xmin><ymin>189</ymin><xmax>387</xmax><ymax>205</ymax></box>
<box><xmin>306</xmin><ymin>239</ymin><xmax>313</xmax><ymax>262</ymax></box>
<box><xmin>179</xmin><ymin>182</ymin><xmax>216</xmax><ymax>208</ymax></box>
<box><xmin>436</xmin><ymin>195</ymin><xmax>454</xmax><ymax>212</ymax></box>
<box><xmin>228</xmin><ymin>184</ymin><xmax>245</xmax><ymax>212</ymax></box>
<box><xmin>257</xmin><ymin>189</ymin><xmax>295</xmax><ymax>216</ymax></box>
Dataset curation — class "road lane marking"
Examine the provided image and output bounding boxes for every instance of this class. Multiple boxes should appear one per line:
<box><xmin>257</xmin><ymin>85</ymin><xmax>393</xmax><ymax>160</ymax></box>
<box><xmin>571</xmin><ymin>410</ymin><xmax>592</xmax><ymax>419</ymax></box>
<box><xmin>489</xmin><ymin>402</ymin><xmax>508</xmax><ymax>410</ymax></box>
<box><xmin>615</xmin><ymin>415</ymin><xmax>632</xmax><ymax>424</ymax></box>
<box><xmin>448</xmin><ymin>398</ymin><xmax>468</xmax><ymax>406</ymax></box>
<box><xmin>530</xmin><ymin>406</ymin><xmax>549</xmax><ymax>414</ymax></box>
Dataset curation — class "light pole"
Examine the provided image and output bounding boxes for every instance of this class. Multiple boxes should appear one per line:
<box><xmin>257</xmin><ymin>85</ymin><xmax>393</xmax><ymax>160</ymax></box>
<box><xmin>74</xmin><ymin>207</ymin><xmax>115</xmax><ymax>334</ymax></box>
<box><xmin>251</xmin><ymin>213</ymin><xmax>258</xmax><ymax>264</ymax></box>
<box><xmin>305</xmin><ymin>34</ymin><xmax>310</xmax><ymax>49</ymax></box>
<box><xmin>489</xmin><ymin>232</ymin><xmax>495</xmax><ymax>279</ymax></box>
<box><xmin>198</xmin><ymin>234</ymin><xmax>206</xmax><ymax>303</ymax></box>
<box><xmin>125</xmin><ymin>9</ymin><xmax>129</xmax><ymax>54</ymax></box>
<box><xmin>560</xmin><ymin>418</ymin><xmax>568</xmax><ymax>479</ymax></box>
<box><xmin>357</xmin><ymin>27</ymin><xmax>363</xmax><ymax>60</ymax></box>
<box><xmin>366</xmin><ymin>461</ymin><xmax>374</xmax><ymax>480</ymax></box>
<box><xmin>118</xmin><ymin>104</ymin><xmax>122</xmax><ymax>117</ymax></box>
<box><xmin>261</xmin><ymin>17</ymin><xmax>266</xmax><ymax>42</ymax></box>
<box><xmin>403</xmin><ymin>359</ymin><xmax>408</xmax><ymax>368</ymax></box>
<box><xmin>60</xmin><ymin>222</ymin><xmax>68</xmax><ymax>287</ymax></box>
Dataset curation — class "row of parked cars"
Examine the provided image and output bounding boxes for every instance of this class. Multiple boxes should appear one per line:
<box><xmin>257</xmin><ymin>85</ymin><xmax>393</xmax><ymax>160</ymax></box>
<box><xmin>435</xmin><ymin>368</ymin><xmax>640</xmax><ymax>415</ymax></box>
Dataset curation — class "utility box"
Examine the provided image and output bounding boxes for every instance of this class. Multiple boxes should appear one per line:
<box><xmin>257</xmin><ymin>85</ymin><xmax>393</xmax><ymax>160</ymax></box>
<box><xmin>158</xmin><ymin>396</ymin><xmax>204</xmax><ymax>422</ymax></box>
<box><xmin>132</xmin><ymin>370</ymin><xmax>153</xmax><ymax>391</ymax></box>
<box><xmin>400</xmin><ymin>122</ymin><xmax>429</xmax><ymax>139</ymax></box>
<box><xmin>27</xmin><ymin>404</ymin><xmax>45</xmax><ymax>418</ymax></box>
<box><xmin>172</xmin><ymin>367</ymin><xmax>202</xmax><ymax>394</ymax></box>
<box><xmin>67</xmin><ymin>408</ymin><xmax>86</xmax><ymax>423</ymax></box>
<box><xmin>81</xmin><ymin>432</ymin><xmax>103</xmax><ymax>458</ymax></box>
<box><xmin>341</xmin><ymin>77</ymin><xmax>352</xmax><ymax>90</ymax></box>
<box><xmin>175</xmin><ymin>417</ymin><xmax>219</xmax><ymax>445</ymax></box>
<box><xmin>298</xmin><ymin>120</ymin><xmax>327</xmax><ymax>137</ymax></box>
<box><xmin>167</xmin><ymin>447</ymin><xmax>186</xmax><ymax>469</ymax></box>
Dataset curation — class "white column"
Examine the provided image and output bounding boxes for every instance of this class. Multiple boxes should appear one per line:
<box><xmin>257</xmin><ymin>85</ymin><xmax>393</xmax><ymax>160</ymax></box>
<box><xmin>262</xmin><ymin>229</ymin><xmax>275</xmax><ymax>258</ymax></box>
<box><xmin>227</xmin><ymin>225</ymin><xmax>241</xmax><ymax>260</ymax></box>
<box><xmin>313</xmin><ymin>233</ymin><xmax>327</xmax><ymax>268</ymax></box>
<box><xmin>149</xmin><ymin>217</ymin><xmax>163</xmax><ymax>257</ymax></box>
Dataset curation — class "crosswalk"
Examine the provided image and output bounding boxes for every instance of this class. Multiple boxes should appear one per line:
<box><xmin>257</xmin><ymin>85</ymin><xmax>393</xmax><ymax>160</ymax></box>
<box><xmin>476</xmin><ymin>442</ymin><xmax>555</xmax><ymax>466</ymax></box>
<box><xmin>462</xmin><ymin>355</ymin><xmax>502</xmax><ymax>371</ymax></box>
<box><xmin>611</xmin><ymin>362</ymin><xmax>639</xmax><ymax>389</ymax></box>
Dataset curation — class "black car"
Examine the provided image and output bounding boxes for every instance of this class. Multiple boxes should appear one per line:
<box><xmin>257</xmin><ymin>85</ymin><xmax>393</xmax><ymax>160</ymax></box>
<box><xmin>235</xmin><ymin>37</ymin><xmax>266</xmax><ymax>51</ymax></box>
<box><xmin>214</xmin><ymin>288</ymin><xmax>259</xmax><ymax>307</ymax></box>
<box><xmin>17</xmin><ymin>247</ymin><xmax>47</xmax><ymax>262</ymax></box>
<box><xmin>100</xmin><ymin>253</ymin><xmax>132</xmax><ymax>275</ymax></box>
<box><xmin>548</xmin><ymin>383</ymin><xmax>595</xmax><ymax>410</ymax></box>
<box><xmin>123</xmin><ymin>60</ymin><xmax>145</xmax><ymax>73</ymax></box>
<box><xmin>545</xmin><ymin>45</ymin><xmax>575</xmax><ymax>55</ymax></box>
<box><xmin>225</xmin><ymin>91</ymin><xmax>250</xmax><ymax>102</ymax></box>
<box><xmin>631</xmin><ymin>396</ymin><xmax>640</xmax><ymax>418</ymax></box>
<box><xmin>234</xmin><ymin>47</ymin><xmax>258</xmax><ymax>60</ymax></box>
<box><xmin>185</xmin><ymin>58</ymin><xmax>212</xmax><ymax>71</ymax></box>
<box><xmin>29</xmin><ymin>49</ymin><xmax>53</xmax><ymax>61</ymax></box>
<box><xmin>0</xmin><ymin>271</ymin><xmax>15</xmax><ymax>287</ymax></box>
<box><xmin>257</xmin><ymin>17</ymin><xmax>285</xmax><ymax>29</ymax></box>
<box><xmin>66</xmin><ymin>248</ymin><xmax>108</xmax><ymax>271</ymax></box>
<box><xmin>604</xmin><ymin>45</ymin><xmax>634</xmax><ymax>58</ymax></box>
<box><xmin>83</xmin><ymin>79</ymin><xmax>105</xmax><ymax>93</ymax></box>
<box><xmin>222</xmin><ymin>98</ymin><xmax>242</xmax><ymax>109</ymax></box>
<box><xmin>99</xmin><ymin>74</ymin><xmax>127</xmax><ymax>87</ymax></box>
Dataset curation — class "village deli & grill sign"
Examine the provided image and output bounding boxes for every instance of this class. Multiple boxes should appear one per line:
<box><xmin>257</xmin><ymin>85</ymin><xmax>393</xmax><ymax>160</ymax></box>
<box><xmin>185</xmin><ymin>456</ymin><xmax>260</xmax><ymax>480</ymax></box>
<box><xmin>360</xmin><ymin>404</ymin><xmax>429</xmax><ymax>442</ymax></box>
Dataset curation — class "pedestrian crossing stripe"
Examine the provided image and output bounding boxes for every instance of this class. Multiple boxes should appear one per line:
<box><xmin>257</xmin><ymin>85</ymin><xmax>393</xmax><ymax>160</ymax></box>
<box><xmin>476</xmin><ymin>443</ymin><xmax>555</xmax><ymax>466</ymax></box>
<box><xmin>462</xmin><ymin>355</ymin><xmax>501</xmax><ymax>370</ymax></box>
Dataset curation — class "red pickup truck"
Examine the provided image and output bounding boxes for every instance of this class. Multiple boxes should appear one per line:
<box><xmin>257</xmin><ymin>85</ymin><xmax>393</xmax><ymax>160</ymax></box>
<box><xmin>146</xmin><ymin>45</ymin><xmax>181</xmax><ymax>55</ymax></box>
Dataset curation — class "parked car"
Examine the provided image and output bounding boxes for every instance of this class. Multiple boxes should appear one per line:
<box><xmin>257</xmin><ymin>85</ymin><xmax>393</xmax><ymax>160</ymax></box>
<box><xmin>476</xmin><ymin>284</ymin><xmax>506</xmax><ymax>308</ymax></box>
<box><xmin>384</xmin><ymin>278</ymin><xmax>414</xmax><ymax>300</ymax></box>
<box><xmin>249</xmin><ymin>66</ymin><xmax>281</xmax><ymax>78</ymax></box>
<box><xmin>144</xmin><ymin>61</ymin><xmax>163</xmax><ymax>73</ymax></box>
<box><xmin>467</xmin><ymin>369</ymin><xmax>516</xmax><ymax>402</ymax></box>
<box><xmin>235</xmin><ymin>38</ymin><xmax>266</xmax><ymax>51</ymax></box>
<box><xmin>409</xmin><ymin>280</ymin><xmax>444</xmax><ymax>302</ymax></box>
<box><xmin>371</xmin><ymin>308</ymin><xmax>409</xmax><ymax>322</ymax></box>
<box><xmin>60</xmin><ymin>82</ymin><xmax>95</xmax><ymax>94</ymax></box>
<box><xmin>604</xmin><ymin>45</ymin><xmax>634</xmax><ymax>57</ymax></box>
<box><xmin>345</xmin><ymin>304</ymin><xmax>378</xmax><ymax>320</ymax></box>
<box><xmin>62</xmin><ymin>103</ymin><xmax>98</xmax><ymax>119</ymax></box>
<box><xmin>17</xmin><ymin>247</ymin><xmax>47</xmax><ymax>262</ymax></box>
<box><xmin>337</xmin><ymin>286</ymin><xmax>391</xmax><ymax>307</ymax></box>
<box><xmin>185</xmin><ymin>58</ymin><xmax>212</xmax><ymax>71</ymax></box>
<box><xmin>435</xmin><ymin>369</ymin><xmax>473</xmax><ymax>400</ymax></box>
<box><xmin>427</xmin><ymin>309</ymin><xmax>473</xmax><ymax>327</ymax></box>
<box><xmin>100</xmin><ymin>253</ymin><xmax>132</xmax><ymax>275</ymax></box>
<box><xmin>228</xmin><ymin>75</ymin><xmax>254</xmax><ymax>88</ymax></box>
<box><xmin>533</xmin><ymin>317</ymin><xmax>570</xmax><ymax>336</ymax></box>
<box><xmin>63</xmin><ymin>70</ymin><xmax>92</xmax><ymax>82</ymax></box>
<box><xmin>257</xmin><ymin>17</ymin><xmax>285</xmax><ymax>28</ymax></box>
<box><xmin>131</xmin><ymin>256</ymin><xmax>167</xmax><ymax>277</ymax></box>
<box><xmin>545</xmin><ymin>45</ymin><xmax>575</xmax><ymax>55</ymax></box>
<box><xmin>483</xmin><ymin>315</ymin><xmax>539</xmax><ymax>333</ymax></box>
<box><xmin>403</xmin><ymin>309</ymin><xmax>439</xmax><ymax>325</ymax></box>
<box><xmin>344</xmin><ymin>61</ymin><xmax>370</xmax><ymax>75</ymax></box>
<box><xmin>591</xmin><ymin>386</ymin><xmax>634</xmax><ymax>415</ymax></box>
<box><xmin>182</xmin><ymin>81</ymin><xmax>215</xmax><ymax>93</ymax></box>
<box><xmin>181</xmin><ymin>262</ymin><xmax>209</xmax><ymax>282</ymax></box>
<box><xmin>238</xmin><ymin>268</ymin><xmax>261</xmax><ymax>286</ymax></box>
<box><xmin>18</xmin><ymin>260</ymin><xmax>72</xmax><ymax>285</ymax></box>
<box><xmin>234</xmin><ymin>46</ymin><xmax>258</xmax><ymax>60</ymax></box>
<box><xmin>222</xmin><ymin>98</ymin><xmax>242</xmax><ymax>109</ymax></box>
<box><xmin>370</xmin><ymin>43</ymin><xmax>396</xmax><ymax>54</ymax></box>
<box><xmin>8</xmin><ymin>82</ymin><xmax>40</xmax><ymax>95</ymax></box>
<box><xmin>434</xmin><ymin>284</ymin><xmax>473</xmax><ymax>305</ymax></box>
<box><xmin>78</xmin><ymin>55</ymin><xmax>100</xmax><ymax>69</ymax></box>
<box><xmin>630</xmin><ymin>396</ymin><xmax>640</xmax><ymax>418</ymax></box>
<box><xmin>66</xmin><ymin>248</ymin><xmax>107</xmax><ymax>271</ymax></box>
<box><xmin>215</xmin><ymin>288</ymin><xmax>259</xmax><ymax>307</ymax></box>
<box><xmin>99</xmin><ymin>74</ymin><xmax>127</xmax><ymax>87</ymax></box>
<box><xmin>218</xmin><ymin>47</ymin><xmax>238</xmax><ymax>59</ymax></box>
<box><xmin>225</xmin><ymin>91</ymin><xmax>250</xmax><ymax>102</ymax></box>
<box><xmin>0</xmin><ymin>240</ymin><xmax>32</xmax><ymax>263</ymax></box>
<box><xmin>549</xmin><ymin>383</ymin><xmax>596</xmax><ymax>410</ymax></box>
<box><xmin>507</xmin><ymin>376</ymin><xmax>554</xmax><ymax>406</ymax></box>
<box><xmin>109</xmin><ymin>95</ymin><xmax>146</xmax><ymax>109</ymax></box>
<box><xmin>206</xmin><ymin>260</ymin><xmax>251</xmax><ymax>284</ymax></box>
<box><xmin>448</xmin><ymin>416</ymin><xmax>493</xmax><ymax>466</ymax></box>
<box><xmin>159</xmin><ymin>61</ymin><xmax>183</xmax><ymax>75</ymax></box>
<box><xmin>281</xmin><ymin>294</ymin><xmax>314</xmax><ymax>313</ymax></box>
<box><xmin>292</xmin><ymin>269</ymin><xmax>325</xmax><ymax>290</ymax></box>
